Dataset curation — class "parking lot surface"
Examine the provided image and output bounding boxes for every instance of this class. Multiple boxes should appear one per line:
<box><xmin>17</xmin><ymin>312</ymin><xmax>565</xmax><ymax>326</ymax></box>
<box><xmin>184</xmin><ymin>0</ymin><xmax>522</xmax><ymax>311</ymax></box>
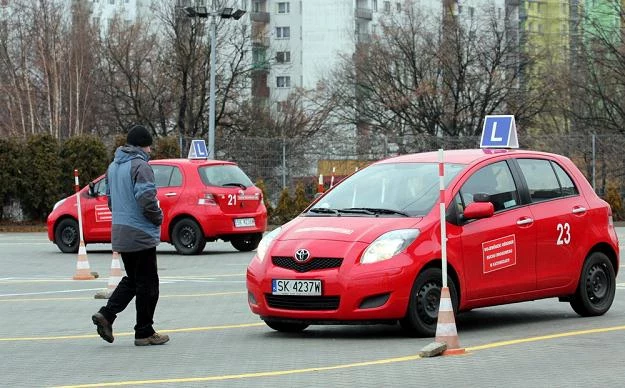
<box><xmin>1</xmin><ymin>232</ymin><xmax>624</xmax><ymax>387</ymax></box>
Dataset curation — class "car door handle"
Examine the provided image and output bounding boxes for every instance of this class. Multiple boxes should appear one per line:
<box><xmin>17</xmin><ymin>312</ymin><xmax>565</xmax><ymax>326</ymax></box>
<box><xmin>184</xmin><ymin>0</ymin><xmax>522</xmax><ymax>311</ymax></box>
<box><xmin>572</xmin><ymin>206</ymin><xmax>586</xmax><ymax>214</ymax></box>
<box><xmin>516</xmin><ymin>217</ymin><xmax>534</xmax><ymax>226</ymax></box>
<box><xmin>165</xmin><ymin>192</ymin><xmax>177</xmax><ymax>197</ymax></box>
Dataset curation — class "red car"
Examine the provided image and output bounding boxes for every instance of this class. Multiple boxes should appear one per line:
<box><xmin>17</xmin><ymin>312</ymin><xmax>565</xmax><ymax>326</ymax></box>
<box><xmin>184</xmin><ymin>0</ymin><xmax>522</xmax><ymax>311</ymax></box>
<box><xmin>48</xmin><ymin>158</ymin><xmax>267</xmax><ymax>255</ymax></box>
<box><xmin>246</xmin><ymin>149</ymin><xmax>619</xmax><ymax>336</ymax></box>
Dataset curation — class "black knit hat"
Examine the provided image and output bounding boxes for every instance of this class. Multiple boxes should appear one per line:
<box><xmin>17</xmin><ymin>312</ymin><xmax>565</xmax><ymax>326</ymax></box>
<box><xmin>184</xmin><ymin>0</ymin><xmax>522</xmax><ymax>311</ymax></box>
<box><xmin>126</xmin><ymin>125</ymin><xmax>153</xmax><ymax>147</ymax></box>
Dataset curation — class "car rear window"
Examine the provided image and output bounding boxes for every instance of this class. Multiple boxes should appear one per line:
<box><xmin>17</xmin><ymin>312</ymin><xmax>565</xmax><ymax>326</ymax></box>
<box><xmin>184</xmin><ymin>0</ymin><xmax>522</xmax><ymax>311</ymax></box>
<box><xmin>198</xmin><ymin>165</ymin><xmax>254</xmax><ymax>188</ymax></box>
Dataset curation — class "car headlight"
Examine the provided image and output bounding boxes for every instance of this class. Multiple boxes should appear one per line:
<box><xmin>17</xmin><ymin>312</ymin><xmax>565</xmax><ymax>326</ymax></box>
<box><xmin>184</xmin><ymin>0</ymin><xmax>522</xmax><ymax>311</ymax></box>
<box><xmin>256</xmin><ymin>227</ymin><xmax>282</xmax><ymax>263</ymax></box>
<box><xmin>360</xmin><ymin>229</ymin><xmax>420</xmax><ymax>264</ymax></box>
<box><xmin>52</xmin><ymin>198</ymin><xmax>66</xmax><ymax>211</ymax></box>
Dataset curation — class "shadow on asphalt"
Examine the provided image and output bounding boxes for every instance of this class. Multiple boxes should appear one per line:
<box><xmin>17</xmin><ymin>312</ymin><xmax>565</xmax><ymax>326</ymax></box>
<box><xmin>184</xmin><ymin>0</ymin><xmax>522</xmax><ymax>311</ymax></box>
<box><xmin>254</xmin><ymin>304</ymin><xmax>583</xmax><ymax>340</ymax></box>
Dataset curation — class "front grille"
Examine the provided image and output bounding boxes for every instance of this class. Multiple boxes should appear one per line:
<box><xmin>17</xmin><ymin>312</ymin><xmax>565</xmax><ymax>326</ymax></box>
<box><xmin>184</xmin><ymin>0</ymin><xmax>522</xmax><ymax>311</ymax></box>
<box><xmin>272</xmin><ymin>256</ymin><xmax>342</xmax><ymax>272</ymax></box>
<box><xmin>265</xmin><ymin>294</ymin><xmax>340</xmax><ymax>310</ymax></box>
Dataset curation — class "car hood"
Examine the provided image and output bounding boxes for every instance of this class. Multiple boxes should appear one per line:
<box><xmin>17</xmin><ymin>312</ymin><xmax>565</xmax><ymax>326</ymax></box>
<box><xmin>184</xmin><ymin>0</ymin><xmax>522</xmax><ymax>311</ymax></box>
<box><xmin>276</xmin><ymin>215</ymin><xmax>423</xmax><ymax>244</ymax></box>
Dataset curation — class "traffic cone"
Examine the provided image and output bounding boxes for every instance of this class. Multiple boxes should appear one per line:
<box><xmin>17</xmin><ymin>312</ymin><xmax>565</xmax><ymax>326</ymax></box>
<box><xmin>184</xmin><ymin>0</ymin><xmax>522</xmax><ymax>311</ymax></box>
<box><xmin>94</xmin><ymin>252</ymin><xmax>123</xmax><ymax>299</ymax></box>
<box><xmin>72</xmin><ymin>241</ymin><xmax>95</xmax><ymax>280</ymax></box>
<box><xmin>317</xmin><ymin>174</ymin><xmax>325</xmax><ymax>193</ymax></box>
<box><xmin>434</xmin><ymin>287</ymin><xmax>465</xmax><ymax>355</ymax></box>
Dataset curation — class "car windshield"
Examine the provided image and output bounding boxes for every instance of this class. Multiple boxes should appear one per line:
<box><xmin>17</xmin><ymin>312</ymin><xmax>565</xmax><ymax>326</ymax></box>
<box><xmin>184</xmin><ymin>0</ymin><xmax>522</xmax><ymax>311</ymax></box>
<box><xmin>309</xmin><ymin>162</ymin><xmax>466</xmax><ymax>217</ymax></box>
<box><xmin>198</xmin><ymin>165</ymin><xmax>254</xmax><ymax>188</ymax></box>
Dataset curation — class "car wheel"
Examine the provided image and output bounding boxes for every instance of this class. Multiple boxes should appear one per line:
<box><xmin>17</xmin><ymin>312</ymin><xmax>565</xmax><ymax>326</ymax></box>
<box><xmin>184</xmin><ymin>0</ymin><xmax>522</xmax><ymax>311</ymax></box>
<box><xmin>231</xmin><ymin>233</ymin><xmax>262</xmax><ymax>252</ymax></box>
<box><xmin>400</xmin><ymin>267</ymin><xmax>459</xmax><ymax>337</ymax></box>
<box><xmin>171</xmin><ymin>218</ymin><xmax>206</xmax><ymax>255</ymax></box>
<box><xmin>570</xmin><ymin>252</ymin><xmax>616</xmax><ymax>316</ymax></box>
<box><xmin>54</xmin><ymin>218</ymin><xmax>79</xmax><ymax>253</ymax></box>
<box><xmin>263</xmin><ymin>320</ymin><xmax>309</xmax><ymax>333</ymax></box>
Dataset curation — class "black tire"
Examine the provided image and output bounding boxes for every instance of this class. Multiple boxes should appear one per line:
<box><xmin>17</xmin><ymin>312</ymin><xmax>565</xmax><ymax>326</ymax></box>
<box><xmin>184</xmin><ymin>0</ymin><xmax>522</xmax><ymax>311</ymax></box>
<box><xmin>171</xmin><ymin>218</ymin><xmax>206</xmax><ymax>255</ymax></box>
<box><xmin>570</xmin><ymin>252</ymin><xmax>616</xmax><ymax>316</ymax></box>
<box><xmin>399</xmin><ymin>267</ymin><xmax>459</xmax><ymax>337</ymax></box>
<box><xmin>54</xmin><ymin>218</ymin><xmax>79</xmax><ymax>253</ymax></box>
<box><xmin>231</xmin><ymin>233</ymin><xmax>262</xmax><ymax>252</ymax></box>
<box><xmin>264</xmin><ymin>320</ymin><xmax>309</xmax><ymax>333</ymax></box>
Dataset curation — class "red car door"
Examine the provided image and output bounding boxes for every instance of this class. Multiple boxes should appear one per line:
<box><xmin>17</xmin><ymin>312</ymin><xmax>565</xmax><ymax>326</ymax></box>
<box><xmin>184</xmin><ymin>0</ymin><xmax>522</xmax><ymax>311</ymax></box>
<box><xmin>151</xmin><ymin>163</ymin><xmax>184</xmax><ymax>233</ymax></box>
<box><xmin>453</xmin><ymin>160</ymin><xmax>537</xmax><ymax>301</ymax></box>
<box><xmin>81</xmin><ymin>177</ymin><xmax>112</xmax><ymax>241</ymax></box>
<box><xmin>516</xmin><ymin>158</ymin><xmax>590</xmax><ymax>289</ymax></box>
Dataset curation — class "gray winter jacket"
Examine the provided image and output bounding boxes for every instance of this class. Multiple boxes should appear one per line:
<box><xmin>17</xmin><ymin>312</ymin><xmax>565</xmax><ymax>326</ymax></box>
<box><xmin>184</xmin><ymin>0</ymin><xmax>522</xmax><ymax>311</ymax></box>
<box><xmin>106</xmin><ymin>145</ymin><xmax>162</xmax><ymax>252</ymax></box>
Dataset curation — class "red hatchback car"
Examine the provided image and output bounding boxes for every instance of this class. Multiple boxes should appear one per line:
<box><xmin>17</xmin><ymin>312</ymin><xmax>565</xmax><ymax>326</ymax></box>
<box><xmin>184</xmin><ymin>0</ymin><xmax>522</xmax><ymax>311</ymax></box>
<box><xmin>48</xmin><ymin>158</ymin><xmax>267</xmax><ymax>255</ymax></box>
<box><xmin>246</xmin><ymin>149</ymin><xmax>619</xmax><ymax>336</ymax></box>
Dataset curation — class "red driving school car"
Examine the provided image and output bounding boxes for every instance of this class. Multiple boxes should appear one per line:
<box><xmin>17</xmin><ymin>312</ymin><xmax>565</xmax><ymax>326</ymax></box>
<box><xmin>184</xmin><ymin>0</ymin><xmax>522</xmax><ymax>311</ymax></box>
<box><xmin>47</xmin><ymin>158</ymin><xmax>267</xmax><ymax>255</ymax></box>
<box><xmin>247</xmin><ymin>117</ymin><xmax>619</xmax><ymax>337</ymax></box>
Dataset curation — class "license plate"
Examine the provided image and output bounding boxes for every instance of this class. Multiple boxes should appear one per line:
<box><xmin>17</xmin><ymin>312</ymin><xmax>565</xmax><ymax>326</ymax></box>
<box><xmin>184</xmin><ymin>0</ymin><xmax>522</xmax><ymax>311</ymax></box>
<box><xmin>234</xmin><ymin>218</ymin><xmax>255</xmax><ymax>228</ymax></box>
<box><xmin>272</xmin><ymin>279</ymin><xmax>322</xmax><ymax>296</ymax></box>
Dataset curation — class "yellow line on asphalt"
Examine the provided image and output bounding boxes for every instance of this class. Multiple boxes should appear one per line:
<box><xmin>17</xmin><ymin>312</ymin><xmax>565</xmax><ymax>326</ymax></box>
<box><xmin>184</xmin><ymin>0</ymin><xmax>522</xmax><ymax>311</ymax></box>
<box><xmin>0</xmin><ymin>291</ymin><xmax>245</xmax><ymax>303</ymax></box>
<box><xmin>0</xmin><ymin>322</ymin><xmax>264</xmax><ymax>342</ymax></box>
<box><xmin>51</xmin><ymin>324</ymin><xmax>625</xmax><ymax>388</ymax></box>
<box><xmin>0</xmin><ymin>274</ymin><xmax>243</xmax><ymax>284</ymax></box>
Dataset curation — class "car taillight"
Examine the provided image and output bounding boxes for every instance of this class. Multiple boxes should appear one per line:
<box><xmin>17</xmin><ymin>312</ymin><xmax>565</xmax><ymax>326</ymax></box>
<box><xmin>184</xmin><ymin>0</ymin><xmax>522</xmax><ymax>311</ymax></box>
<box><xmin>197</xmin><ymin>193</ymin><xmax>217</xmax><ymax>206</ymax></box>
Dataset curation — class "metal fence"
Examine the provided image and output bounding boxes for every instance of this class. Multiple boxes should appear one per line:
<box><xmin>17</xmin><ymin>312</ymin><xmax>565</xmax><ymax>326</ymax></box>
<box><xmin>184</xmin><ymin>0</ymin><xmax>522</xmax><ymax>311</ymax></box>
<box><xmin>206</xmin><ymin>133</ymin><xmax>625</xmax><ymax>211</ymax></box>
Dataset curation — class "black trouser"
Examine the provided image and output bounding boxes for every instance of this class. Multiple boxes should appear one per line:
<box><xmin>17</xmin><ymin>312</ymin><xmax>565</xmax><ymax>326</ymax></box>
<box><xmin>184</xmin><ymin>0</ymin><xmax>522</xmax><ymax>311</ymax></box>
<box><xmin>98</xmin><ymin>247</ymin><xmax>159</xmax><ymax>339</ymax></box>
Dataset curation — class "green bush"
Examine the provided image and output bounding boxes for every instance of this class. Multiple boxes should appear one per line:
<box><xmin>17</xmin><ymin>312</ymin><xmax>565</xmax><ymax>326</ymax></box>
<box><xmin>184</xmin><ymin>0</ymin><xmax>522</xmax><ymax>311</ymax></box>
<box><xmin>59</xmin><ymin>135</ymin><xmax>109</xmax><ymax>197</ymax></box>
<box><xmin>19</xmin><ymin>134</ymin><xmax>62</xmax><ymax>220</ymax></box>
<box><xmin>0</xmin><ymin>138</ymin><xmax>22</xmax><ymax>220</ymax></box>
<box><xmin>152</xmin><ymin>136</ymin><xmax>181</xmax><ymax>160</ymax></box>
<box><xmin>255</xmin><ymin>178</ymin><xmax>273</xmax><ymax>221</ymax></box>
<box><xmin>272</xmin><ymin>187</ymin><xmax>293</xmax><ymax>225</ymax></box>
<box><xmin>293</xmin><ymin>181</ymin><xmax>311</xmax><ymax>215</ymax></box>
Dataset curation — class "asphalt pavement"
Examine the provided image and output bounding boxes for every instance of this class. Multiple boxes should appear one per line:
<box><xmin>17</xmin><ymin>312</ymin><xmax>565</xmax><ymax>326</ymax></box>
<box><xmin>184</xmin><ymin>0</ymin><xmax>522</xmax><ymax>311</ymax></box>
<box><xmin>0</xmin><ymin>231</ymin><xmax>624</xmax><ymax>388</ymax></box>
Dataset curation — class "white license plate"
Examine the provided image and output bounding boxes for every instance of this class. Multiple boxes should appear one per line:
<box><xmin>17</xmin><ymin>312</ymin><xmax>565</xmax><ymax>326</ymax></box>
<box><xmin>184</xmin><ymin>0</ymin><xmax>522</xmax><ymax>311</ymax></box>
<box><xmin>234</xmin><ymin>218</ymin><xmax>256</xmax><ymax>228</ymax></box>
<box><xmin>272</xmin><ymin>279</ymin><xmax>322</xmax><ymax>296</ymax></box>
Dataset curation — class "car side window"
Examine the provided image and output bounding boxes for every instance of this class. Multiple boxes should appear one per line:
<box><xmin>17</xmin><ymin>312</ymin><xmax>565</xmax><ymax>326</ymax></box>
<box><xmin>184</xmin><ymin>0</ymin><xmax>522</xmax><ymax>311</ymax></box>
<box><xmin>517</xmin><ymin>159</ymin><xmax>577</xmax><ymax>202</ymax></box>
<box><xmin>459</xmin><ymin>161</ymin><xmax>519</xmax><ymax>212</ymax></box>
<box><xmin>552</xmin><ymin>162</ymin><xmax>578</xmax><ymax>196</ymax></box>
<box><xmin>94</xmin><ymin>179</ymin><xmax>107</xmax><ymax>196</ymax></box>
<box><xmin>152</xmin><ymin>165</ymin><xmax>174</xmax><ymax>188</ymax></box>
<box><xmin>170</xmin><ymin>167</ymin><xmax>183</xmax><ymax>187</ymax></box>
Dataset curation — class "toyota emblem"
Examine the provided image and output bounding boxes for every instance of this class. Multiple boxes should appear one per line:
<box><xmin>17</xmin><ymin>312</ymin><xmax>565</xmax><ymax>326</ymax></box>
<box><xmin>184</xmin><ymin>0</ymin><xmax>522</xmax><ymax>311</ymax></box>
<box><xmin>294</xmin><ymin>248</ymin><xmax>310</xmax><ymax>262</ymax></box>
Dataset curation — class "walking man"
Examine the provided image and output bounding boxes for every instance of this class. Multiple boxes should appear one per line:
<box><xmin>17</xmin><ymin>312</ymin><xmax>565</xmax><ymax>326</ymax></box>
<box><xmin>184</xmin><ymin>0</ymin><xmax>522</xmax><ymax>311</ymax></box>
<box><xmin>92</xmin><ymin>124</ymin><xmax>170</xmax><ymax>346</ymax></box>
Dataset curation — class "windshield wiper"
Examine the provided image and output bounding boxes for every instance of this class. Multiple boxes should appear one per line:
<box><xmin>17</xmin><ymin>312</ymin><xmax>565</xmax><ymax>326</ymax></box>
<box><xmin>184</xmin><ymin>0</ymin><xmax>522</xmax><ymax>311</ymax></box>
<box><xmin>222</xmin><ymin>182</ymin><xmax>247</xmax><ymax>189</ymax></box>
<box><xmin>339</xmin><ymin>207</ymin><xmax>410</xmax><ymax>217</ymax></box>
<box><xmin>308</xmin><ymin>207</ymin><xmax>340</xmax><ymax>215</ymax></box>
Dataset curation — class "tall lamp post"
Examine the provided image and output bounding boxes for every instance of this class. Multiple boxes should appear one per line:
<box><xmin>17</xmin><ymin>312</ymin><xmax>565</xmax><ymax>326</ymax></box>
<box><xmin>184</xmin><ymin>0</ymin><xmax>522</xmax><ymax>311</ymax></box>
<box><xmin>183</xmin><ymin>2</ymin><xmax>246</xmax><ymax>159</ymax></box>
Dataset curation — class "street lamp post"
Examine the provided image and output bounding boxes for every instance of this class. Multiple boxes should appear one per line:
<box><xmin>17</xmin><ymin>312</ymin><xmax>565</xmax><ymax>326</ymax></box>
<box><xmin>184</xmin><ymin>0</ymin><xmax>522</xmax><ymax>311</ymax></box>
<box><xmin>183</xmin><ymin>2</ymin><xmax>246</xmax><ymax>159</ymax></box>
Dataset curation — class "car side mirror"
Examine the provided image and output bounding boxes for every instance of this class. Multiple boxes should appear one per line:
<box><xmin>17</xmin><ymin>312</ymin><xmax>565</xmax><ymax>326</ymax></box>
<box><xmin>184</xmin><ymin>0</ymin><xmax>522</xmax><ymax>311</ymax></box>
<box><xmin>88</xmin><ymin>181</ymin><xmax>97</xmax><ymax>197</ymax></box>
<box><xmin>463</xmin><ymin>201</ymin><xmax>494</xmax><ymax>220</ymax></box>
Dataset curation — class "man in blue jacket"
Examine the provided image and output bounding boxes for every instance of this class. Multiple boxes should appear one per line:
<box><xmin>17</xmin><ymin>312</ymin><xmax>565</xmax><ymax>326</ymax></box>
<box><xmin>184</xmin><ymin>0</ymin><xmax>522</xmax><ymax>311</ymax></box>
<box><xmin>92</xmin><ymin>124</ymin><xmax>169</xmax><ymax>346</ymax></box>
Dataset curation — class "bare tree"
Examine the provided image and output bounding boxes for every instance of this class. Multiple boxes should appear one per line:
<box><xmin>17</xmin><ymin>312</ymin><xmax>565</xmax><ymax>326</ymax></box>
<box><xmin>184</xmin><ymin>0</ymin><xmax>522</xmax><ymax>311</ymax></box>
<box><xmin>324</xmin><ymin>1</ymin><xmax>547</xmax><ymax>153</ymax></box>
<box><xmin>566</xmin><ymin>1</ymin><xmax>625</xmax><ymax>135</ymax></box>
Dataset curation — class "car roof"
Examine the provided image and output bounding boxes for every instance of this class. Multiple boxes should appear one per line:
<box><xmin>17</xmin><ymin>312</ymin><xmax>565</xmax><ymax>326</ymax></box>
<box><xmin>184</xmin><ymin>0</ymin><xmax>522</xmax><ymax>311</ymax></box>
<box><xmin>377</xmin><ymin>149</ymin><xmax>565</xmax><ymax>165</ymax></box>
<box><xmin>150</xmin><ymin>158</ymin><xmax>237</xmax><ymax>167</ymax></box>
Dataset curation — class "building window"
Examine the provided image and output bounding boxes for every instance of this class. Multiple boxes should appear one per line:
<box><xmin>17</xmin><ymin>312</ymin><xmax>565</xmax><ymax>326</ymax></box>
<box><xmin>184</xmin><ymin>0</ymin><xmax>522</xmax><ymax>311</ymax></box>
<box><xmin>384</xmin><ymin>1</ymin><xmax>390</xmax><ymax>13</ymax></box>
<box><xmin>372</xmin><ymin>0</ymin><xmax>377</xmax><ymax>11</ymax></box>
<box><xmin>278</xmin><ymin>2</ymin><xmax>290</xmax><ymax>13</ymax></box>
<box><xmin>276</xmin><ymin>51</ymin><xmax>291</xmax><ymax>63</ymax></box>
<box><xmin>277</xmin><ymin>76</ymin><xmax>291</xmax><ymax>88</ymax></box>
<box><xmin>396</xmin><ymin>2</ymin><xmax>401</xmax><ymax>12</ymax></box>
<box><xmin>276</xmin><ymin>26</ymin><xmax>290</xmax><ymax>39</ymax></box>
<box><xmin>108</xmin><ymin>0</ymin><xmax>114</xmax><ymax>4</ymax></box>
<box><xmin>253</xmin><ymin>1</ymin><xmax>261</xmax><ymax>12</ymax></box>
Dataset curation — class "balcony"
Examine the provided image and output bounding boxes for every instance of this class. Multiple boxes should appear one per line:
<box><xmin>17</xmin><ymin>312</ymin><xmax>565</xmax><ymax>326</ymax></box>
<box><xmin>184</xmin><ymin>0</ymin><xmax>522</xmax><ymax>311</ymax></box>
<box><xmin>356</xmin><ymin>8</ymin><xmax>373</xmax><ymax>20</ymax></box>
<box><xmin>251</xmin><ymin>12</ymin><xmax>270</xmax><ymax>23</ymax></box>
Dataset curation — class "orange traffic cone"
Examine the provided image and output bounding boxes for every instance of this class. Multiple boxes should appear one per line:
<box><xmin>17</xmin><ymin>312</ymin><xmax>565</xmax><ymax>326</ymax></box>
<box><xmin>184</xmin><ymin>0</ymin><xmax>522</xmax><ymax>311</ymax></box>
<box><xmin>94</xmin><ymin>251</ymin><xmax>123</xmax><ymax>299</ymax></box>
<box><xmin>434</xmin><ymin>287</ymin><xmax>465</xmax><ymax>355</ymax></box>
<box><xmin>317</xmin><ymin>174</ymin><xmax>325</xmax><ymax>193</ymax></box>
<box><xmin>72</xmin><ymin>241</ymin><xmax>95</xmax><ymax>280</ymax></box>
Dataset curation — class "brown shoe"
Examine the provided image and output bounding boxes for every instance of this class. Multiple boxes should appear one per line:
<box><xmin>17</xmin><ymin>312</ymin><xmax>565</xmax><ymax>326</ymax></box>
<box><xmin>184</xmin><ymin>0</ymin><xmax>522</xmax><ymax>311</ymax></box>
<box><xmin>134</xmin><ymin>333</ymin><xmax>170</xmax><ymax>346</ymax></box>
<box><xmin>92</xmin><ymin>312</ymin><xmax>114</xmax><ymax>343</ymax></box>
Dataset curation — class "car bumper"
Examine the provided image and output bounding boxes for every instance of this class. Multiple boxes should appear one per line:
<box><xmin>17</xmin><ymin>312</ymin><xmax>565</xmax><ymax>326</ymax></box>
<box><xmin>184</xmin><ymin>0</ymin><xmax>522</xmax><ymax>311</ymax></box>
<box><xmin>246</xmin><ymin>253</ymin><xmax>414</xmax><ymax>322</ymax></box>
